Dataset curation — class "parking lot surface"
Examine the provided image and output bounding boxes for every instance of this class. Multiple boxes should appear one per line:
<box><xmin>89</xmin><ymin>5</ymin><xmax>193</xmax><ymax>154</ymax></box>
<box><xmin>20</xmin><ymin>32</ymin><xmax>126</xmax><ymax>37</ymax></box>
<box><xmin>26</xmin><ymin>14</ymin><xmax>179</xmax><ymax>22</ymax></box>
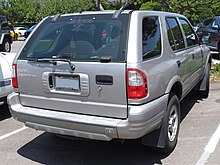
<box><xmin>0</xmin><ymin>41</ymin><xmax>219</xmax><ymax>165</ymax></box>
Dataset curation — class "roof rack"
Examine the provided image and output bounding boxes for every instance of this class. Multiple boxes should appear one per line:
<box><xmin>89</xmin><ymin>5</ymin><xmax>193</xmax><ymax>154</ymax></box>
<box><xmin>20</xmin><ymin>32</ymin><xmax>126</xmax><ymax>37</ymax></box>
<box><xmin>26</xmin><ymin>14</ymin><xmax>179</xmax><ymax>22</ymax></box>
<box><xmin>112</xmin><ymin>0</ymin><xmax>134</xmax><ymax>20</ymax></box>
<box><xmin>51</xmin><ymin>13</ymin><xmax>61</xmax><ymax>23</ymax></box>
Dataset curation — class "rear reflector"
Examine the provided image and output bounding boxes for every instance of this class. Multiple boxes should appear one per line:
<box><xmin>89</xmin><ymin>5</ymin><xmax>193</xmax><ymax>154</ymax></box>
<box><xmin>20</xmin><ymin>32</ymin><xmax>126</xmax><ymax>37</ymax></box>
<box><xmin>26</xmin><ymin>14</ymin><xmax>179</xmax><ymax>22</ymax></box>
<box><xmin>127</xmin><ymin>69</ymin><xmax>148</xmax><ymax>99</ymax></box>
<box><xmin>12</xmin><ymin>64</ymin><xmax>18</xmax><ymax>88</ymax></box>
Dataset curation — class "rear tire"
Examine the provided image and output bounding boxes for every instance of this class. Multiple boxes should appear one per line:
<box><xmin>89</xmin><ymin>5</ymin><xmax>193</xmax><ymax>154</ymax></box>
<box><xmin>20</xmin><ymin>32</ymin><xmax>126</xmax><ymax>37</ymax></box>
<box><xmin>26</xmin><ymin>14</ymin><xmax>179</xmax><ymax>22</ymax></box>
<box><xmin>160</xmin><ymin>93</ymin><xmax>180</xmax><ymax>153</ymax></box>
<box><xmin>0</xmin><ymin>38</ymin><xmax>11</xmax><ymax>52</ymax></box>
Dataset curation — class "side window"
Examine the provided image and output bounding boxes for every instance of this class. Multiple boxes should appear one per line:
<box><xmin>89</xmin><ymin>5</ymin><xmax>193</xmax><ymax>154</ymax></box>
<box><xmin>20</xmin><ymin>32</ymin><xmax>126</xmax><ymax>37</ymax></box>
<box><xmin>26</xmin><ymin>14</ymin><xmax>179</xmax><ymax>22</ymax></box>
<box><xmin>166</xmin><ymin>21</ymin><xmax>176</xmax><ymax>50</ymax></box>
<box><xmin>20</xmin><ymin>28</ymin><xmax>27</xmax><ymax>30</ymax></box>
<box><xmin>203</xmin><ymin>18</ymin><xmax>214</xmax><ymax>28</ymax></box>
<box><xmin>179</xmin><ymin>18</ymin><xmax>199</xmax><ymax>47</ymax></box>
<box><xmin>212</xmin><ymin>20</ymin><xmax>218</xmax><ymax>27</ymax></box>
<box><xmin>166</xmin><ymin>17</ymin><xmax>185</xmax><ymax>51</ymax></box>
<box><xmin>1</xmin><ymin>22</ymin><xmax>9</xmax><ymax>30</ymax></box>
<box><xmin>142</xmin><ymin>16</ymin><xmax>161</xmax><ymax>60</ymax></box>
<box><xmin>203</xmin><ymin>19</ymin><xmax>212</xmax><ymax>26</ymax></box>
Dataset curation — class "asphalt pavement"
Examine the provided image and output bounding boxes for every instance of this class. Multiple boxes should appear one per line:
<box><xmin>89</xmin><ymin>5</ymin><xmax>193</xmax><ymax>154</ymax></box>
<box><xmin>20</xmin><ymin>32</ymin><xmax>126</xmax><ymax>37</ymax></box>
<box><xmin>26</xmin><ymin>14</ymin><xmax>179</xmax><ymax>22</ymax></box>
<box><xmin>0</xmin><ymin>40</ymin><xmax>219</xmax><ymax>165</ymax></box>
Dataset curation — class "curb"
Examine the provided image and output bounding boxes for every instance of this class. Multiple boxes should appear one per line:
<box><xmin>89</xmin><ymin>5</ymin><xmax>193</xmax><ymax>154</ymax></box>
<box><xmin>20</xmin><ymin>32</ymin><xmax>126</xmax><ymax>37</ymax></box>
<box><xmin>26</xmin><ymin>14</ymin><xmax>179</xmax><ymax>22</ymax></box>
<box><xmin>210</xmin><ymin>82</ymin><xmax>220</xmax><ymax>90</ymax></box>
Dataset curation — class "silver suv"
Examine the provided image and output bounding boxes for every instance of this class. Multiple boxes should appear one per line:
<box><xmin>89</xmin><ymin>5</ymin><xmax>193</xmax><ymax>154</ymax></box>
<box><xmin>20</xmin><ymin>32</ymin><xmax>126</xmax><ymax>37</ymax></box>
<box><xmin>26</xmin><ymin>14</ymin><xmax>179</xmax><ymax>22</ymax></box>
<box><xmin>8</xmin><ymin>10</ymin><xmax>211</xmax><ymax>153</ymax></box>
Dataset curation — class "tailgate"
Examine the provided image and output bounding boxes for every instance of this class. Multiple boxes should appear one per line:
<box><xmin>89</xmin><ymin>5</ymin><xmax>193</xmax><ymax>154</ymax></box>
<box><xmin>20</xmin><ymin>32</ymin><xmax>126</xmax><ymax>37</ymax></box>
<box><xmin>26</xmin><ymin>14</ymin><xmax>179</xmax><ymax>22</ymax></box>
<box><xmin>17</xmin><ymin>60</ymin><xmax>128</xmax><ymax>118</ymax></box>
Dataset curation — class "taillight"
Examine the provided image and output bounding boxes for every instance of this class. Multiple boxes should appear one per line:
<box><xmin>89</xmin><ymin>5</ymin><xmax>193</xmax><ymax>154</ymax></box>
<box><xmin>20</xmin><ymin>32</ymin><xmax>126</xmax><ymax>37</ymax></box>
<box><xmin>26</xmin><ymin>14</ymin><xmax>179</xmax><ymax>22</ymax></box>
<box><xmin>12</xmin><ymin>64</ymin><xmax>18</xmax><ymax>88</ymax></box>
<box><xmin>127</xmin><ymin>69</ymin><xmax>148</xmax><ymax>99</ymax></box>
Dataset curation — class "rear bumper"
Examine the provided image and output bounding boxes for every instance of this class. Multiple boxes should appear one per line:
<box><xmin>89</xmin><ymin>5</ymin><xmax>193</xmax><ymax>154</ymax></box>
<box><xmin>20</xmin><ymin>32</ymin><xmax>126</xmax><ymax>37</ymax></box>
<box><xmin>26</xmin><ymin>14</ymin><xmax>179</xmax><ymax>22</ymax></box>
<box><xmin>0</xmin><ymin>80</ymin><xmax>12</xmax><ymax>105</ymax></box>
<box><xmin>7</xmin><ymin>92</ymin><xmax>168</xmax><ymax>141</ymax></box>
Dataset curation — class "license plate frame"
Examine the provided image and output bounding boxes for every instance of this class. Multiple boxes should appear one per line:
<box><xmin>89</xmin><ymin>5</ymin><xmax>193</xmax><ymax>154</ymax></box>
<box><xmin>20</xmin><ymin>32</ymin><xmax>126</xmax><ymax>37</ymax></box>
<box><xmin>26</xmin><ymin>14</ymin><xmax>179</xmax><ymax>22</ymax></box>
<box><xmin>55</xmin><ymin>74</ymin><xmax>80</xmax><ymax>93</ymax></box>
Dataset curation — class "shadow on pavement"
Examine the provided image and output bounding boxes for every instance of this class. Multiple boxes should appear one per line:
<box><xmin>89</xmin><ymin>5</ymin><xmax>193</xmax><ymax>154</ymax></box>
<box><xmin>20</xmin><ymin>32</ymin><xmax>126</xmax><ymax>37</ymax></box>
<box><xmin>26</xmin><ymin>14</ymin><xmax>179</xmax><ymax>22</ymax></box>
<box><xmin>18</xmin><ymin>132</ymin><xmax>169</xmax><ymax>165</ymax></box>
<box><xmin>17</xmin><ymin>91</ymin><xmax>207</xmax><ymax>165</ymax></box>
<box><xmin>180</xmin><ymin>91</ymin><xmax>204</xmax><ymax>123</ymax></box>
<box><xmin>0</xmin><ymin>104</ymin><xmax>11</xmax><ymax>121</ymax></box>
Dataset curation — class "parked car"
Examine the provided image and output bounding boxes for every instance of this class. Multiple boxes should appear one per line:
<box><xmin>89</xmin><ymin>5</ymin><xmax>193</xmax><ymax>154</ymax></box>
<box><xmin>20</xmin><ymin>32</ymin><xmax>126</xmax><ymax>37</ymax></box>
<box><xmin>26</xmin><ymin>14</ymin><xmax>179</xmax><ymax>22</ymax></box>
<box><xmin>197</xmin><ymin>16</ymin><xmax>220</xmax><ymax>58</ymax></box>
<box><xmin>24</xmin><ymin>24</ymin><xmax>37</xmax><ymax>38</ymax></box>
<box><xmin>0</xmin><ymin>15</ymin><xmax>13</xmax><ymax>52</ymax></box>
<box><xmin>14</xmin><ymin>27</ymin><xmax>28</xmax><ymax>37</ymax></box>
<box><xmin>0</xmin><ymin>52</ymin><xmax>16</xmax><ymax>105</ymax></box>
<box><xmin>8</xmin><ymin>10</ymin><xmax>211</xmax><ymax>153</ymax></box>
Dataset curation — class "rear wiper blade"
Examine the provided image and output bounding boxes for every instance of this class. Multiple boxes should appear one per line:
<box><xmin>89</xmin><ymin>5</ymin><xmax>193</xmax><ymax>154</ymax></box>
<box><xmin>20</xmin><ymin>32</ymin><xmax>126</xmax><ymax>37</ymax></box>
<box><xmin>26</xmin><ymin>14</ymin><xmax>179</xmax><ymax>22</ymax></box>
<box><xmin>27</xmin><ymin>58</ymin><xmax>57</xmax><ymax>64</ymax></box>
<box><xmin>27</xmin><ymin>58</ymin><xmax>75</xmax><ymax>71</ymax></box>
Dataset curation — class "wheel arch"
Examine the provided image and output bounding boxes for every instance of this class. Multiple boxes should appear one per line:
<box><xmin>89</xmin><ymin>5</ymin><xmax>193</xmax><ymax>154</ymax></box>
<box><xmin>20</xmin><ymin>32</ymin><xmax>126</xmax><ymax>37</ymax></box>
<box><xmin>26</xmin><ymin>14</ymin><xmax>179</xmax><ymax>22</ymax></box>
<box><xmin>0</xmin><ymin>33</ymin><xmax>13</xmax><ymax>44</ymax></box>
<box><xmin>141</xmin><ymin>76</ymin><xmax>182</xmax><ymax>149</ymax></box>
<box><xmin>165</xmin><ymin>75</ymin><xmax>182</xmax><ymax>101</ymax></box>
<box><xmin>3</xmin><ymin>33</ymin><xmax>13</xmax><ymax>44</ymax></box>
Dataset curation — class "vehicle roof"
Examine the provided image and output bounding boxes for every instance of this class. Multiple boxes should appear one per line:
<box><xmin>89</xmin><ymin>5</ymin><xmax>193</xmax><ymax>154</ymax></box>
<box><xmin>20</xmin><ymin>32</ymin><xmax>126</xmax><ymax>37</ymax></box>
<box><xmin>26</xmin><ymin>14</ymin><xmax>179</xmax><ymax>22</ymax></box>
<box><xmin>214</xmin><ymin>16</ymin><xmax>220</xmax><ymax>19</ymax></box>
<box><xmin>14</xmin><ymin>26</ymin><xmax>27</xmax><ymax>29</ymax></box>
<box><xmin>55</xmin><ymin>10</ymin><xmax>185</xmax><ymax>18</ymax></box>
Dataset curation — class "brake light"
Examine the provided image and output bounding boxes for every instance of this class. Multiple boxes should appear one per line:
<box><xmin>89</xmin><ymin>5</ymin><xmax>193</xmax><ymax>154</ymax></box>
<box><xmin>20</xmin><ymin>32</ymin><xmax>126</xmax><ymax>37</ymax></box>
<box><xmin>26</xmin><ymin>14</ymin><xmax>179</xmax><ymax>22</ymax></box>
<box><xmin>12</xmin><ymin>64</ymin><xmax>18</xmax><ymax>88</ymax></box>
<box><xmin>127</xmin><ymin>69</ymin><xmax>148</xmax><ymax>99</ymax></box>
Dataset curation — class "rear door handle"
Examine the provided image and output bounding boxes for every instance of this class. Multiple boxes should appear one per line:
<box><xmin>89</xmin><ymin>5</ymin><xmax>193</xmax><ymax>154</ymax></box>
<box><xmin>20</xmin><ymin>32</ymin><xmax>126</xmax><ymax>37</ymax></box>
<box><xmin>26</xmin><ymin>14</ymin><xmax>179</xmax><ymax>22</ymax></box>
<box><xmin>96</xmin><ymin>75</ymin><xmax>113</xmax><ymax>85</ymax></box>
<box><xmin>176</xmin><ymin>60</ymin><xmax>181</xmax><ymax>67</ymax></box>
<box><xmin>192</xmin><ymin>53</ymin><xmax>195</xmax><ymax>60</ymax></box>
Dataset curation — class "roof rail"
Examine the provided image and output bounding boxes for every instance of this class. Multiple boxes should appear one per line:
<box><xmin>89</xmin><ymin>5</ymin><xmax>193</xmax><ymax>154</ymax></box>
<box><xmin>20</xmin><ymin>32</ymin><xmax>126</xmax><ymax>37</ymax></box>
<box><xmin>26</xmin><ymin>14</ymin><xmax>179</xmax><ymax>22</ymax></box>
<box><xmin>51</xmin><ymin>13</ymin><xmax>61</xmax><ymax>23</ymax></box>
<box><xmin>112</xmin><ymin>0</ymin><xmax>134</xmax><ymax>20</ymax></box>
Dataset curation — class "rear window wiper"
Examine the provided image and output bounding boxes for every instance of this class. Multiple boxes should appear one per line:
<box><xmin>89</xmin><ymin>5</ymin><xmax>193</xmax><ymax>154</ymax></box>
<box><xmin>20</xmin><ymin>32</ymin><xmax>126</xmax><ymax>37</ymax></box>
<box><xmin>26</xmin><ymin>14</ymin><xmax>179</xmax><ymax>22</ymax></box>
<box><xmin>27</xmin><ymin>58</ymin><xmax>56</xmax><ymax>64</ymax></box>
<box><xmin>27</xmin><ymin>58</ymin><xmax>75</xmax><ymax>71</ymax></box>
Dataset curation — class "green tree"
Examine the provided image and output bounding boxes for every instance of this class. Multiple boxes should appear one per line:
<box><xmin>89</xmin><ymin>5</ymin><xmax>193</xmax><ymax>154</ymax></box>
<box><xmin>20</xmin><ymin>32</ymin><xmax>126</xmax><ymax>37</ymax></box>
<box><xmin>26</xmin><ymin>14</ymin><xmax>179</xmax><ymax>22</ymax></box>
<box><xmin>1</xmin><ymin>0</ymin><xmax>220</xmax><ymax>25</ymax></box>
<box><xmin>38</xmin><ymin>0</ymin><xmax>95</xmax><ymax>19</ymax></box>
<box><xmin>140</xmin><ymin>1</ymin><xmax>162</xmax><ymax>11</ymax></box>
<box><xmin>140</xmin><ymin>0</ymin><xmax>219</xmax><ymax>24</ymax></box>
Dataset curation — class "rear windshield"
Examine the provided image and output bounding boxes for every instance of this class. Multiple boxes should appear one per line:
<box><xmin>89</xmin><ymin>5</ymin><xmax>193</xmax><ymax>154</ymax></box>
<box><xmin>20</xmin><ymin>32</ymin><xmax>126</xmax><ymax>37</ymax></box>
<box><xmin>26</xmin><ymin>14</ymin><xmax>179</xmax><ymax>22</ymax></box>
<box><xmin>19</xmin><ymin>14</ymin><xmax>130</xmax><ymax>62</ymax></box>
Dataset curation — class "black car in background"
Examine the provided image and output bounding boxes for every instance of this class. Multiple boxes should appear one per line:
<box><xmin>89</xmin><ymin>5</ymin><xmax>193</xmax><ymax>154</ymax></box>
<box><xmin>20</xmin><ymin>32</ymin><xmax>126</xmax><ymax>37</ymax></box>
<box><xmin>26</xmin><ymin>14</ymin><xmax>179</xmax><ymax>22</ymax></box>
<box><xmin>197</xmin><ymin>16</ymin><xmax>220</xmax><ymax>58</ymax></box>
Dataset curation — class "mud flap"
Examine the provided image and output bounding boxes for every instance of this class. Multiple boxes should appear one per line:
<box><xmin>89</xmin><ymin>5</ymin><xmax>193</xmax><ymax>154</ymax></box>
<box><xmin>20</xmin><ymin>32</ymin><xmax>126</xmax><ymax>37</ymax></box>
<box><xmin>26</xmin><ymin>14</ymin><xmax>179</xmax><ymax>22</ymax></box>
<box><xmin>141</xmin><ymin>114</ymin><xmax>167</xmax><ymax>148</ymax></box>
<box><xmin>199</xmin><ymin>65</ymin><xmax>210</xmax><ymax>91</ymax></box>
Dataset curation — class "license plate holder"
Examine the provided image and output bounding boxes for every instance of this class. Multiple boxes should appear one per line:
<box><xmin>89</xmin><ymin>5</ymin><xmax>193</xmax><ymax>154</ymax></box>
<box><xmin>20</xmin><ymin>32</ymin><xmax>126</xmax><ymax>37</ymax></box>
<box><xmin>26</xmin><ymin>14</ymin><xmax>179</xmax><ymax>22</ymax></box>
<box><xmin>55</xmin><ymin>75</ymin><xmax>80</xmax><ymax>93</ymax></box>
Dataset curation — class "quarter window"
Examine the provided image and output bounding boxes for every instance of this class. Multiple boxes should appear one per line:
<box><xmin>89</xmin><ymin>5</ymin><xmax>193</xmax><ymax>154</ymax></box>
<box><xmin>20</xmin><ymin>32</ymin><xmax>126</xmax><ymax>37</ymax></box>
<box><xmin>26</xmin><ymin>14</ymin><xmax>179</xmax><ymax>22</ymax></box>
<box><xmin>142</xmin><ymin>16</ymin><xmax>161</xmax><ymax>60</ymax></box>
<box><xmin>166</xmin><ymin>17</ymin><xmax>185</xmax><ymax>51</ymax></box>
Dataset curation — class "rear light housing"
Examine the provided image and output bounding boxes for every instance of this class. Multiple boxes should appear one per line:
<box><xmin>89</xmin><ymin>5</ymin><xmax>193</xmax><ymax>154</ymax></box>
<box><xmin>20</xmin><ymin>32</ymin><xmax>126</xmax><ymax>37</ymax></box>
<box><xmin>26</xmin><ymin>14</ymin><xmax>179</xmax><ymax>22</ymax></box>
<box><xmin>127</xmin><ymin>68</ymin><xmax>148</xmax><ymax>99</ymax></box>
<box><xmin>12</xmin><ymin>64</ymin><xmax>18</xmax><ymax>88</ymax></box>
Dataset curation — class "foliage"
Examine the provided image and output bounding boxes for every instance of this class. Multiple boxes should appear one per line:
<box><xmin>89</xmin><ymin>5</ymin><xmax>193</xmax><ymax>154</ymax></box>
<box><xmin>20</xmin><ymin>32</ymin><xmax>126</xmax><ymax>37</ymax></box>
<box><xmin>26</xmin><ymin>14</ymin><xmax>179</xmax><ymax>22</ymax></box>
<box><xmin>211</xmin><ymin>63</ymin><xmax>220</xmax><ymax>81</ymax></box>
<box><xmin>215</xmin><ymin>63</ymin><xmax>220</xmax><ymax>73</ymax></box>
<box><xmin>140</xmin><ymin>1</ymin><xmax>161</xmax><ymax>11</ymax></box>
<box><xmin>0</xmin><ymin>0</ymin><xmax>96</xmax><ymax>24</ymax></box>
<box><xmin>0</xmin><ymin>0</ymin><xmax>220</xmax><ymax>25</ymax></box>
<box><xmin>140</xmin><ymin>0</ymin><xmax>219</xmax><ymax>25</ymax></box>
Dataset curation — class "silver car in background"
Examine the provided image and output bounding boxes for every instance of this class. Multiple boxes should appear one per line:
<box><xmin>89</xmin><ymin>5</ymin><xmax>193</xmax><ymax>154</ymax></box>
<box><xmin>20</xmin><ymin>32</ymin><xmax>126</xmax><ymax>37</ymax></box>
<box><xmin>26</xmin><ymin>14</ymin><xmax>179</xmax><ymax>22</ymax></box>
<box><xmin>8</xmin><ymin>10</ymin><xmax>211</xmax><ymax>153</ymax></box>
